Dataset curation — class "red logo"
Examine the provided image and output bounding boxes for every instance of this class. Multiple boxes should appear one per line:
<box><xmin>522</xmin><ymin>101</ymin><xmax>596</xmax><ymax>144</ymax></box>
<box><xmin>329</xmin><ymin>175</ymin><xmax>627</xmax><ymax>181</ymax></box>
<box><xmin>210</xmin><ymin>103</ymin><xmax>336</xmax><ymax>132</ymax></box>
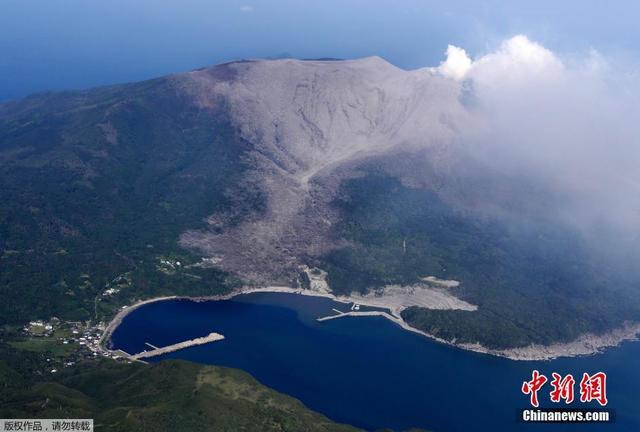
<box><xmin>522</xmin><ymin>371</ymin><xmax>608</xmax><ymax>407</ymax></box>
<box><xmin>579</xmin><ymin>372</ymin><xmax>608</xmax><ymax>406</ymax></box>
<box><xmin>550</xmin><ymin>373</ymin><xmax>575</xmax><ymax>404</ymax></box>
<box><xmin>522</xmin><ymin>369</ymin><xmax>548</xmax><ymax>407</ymax></box>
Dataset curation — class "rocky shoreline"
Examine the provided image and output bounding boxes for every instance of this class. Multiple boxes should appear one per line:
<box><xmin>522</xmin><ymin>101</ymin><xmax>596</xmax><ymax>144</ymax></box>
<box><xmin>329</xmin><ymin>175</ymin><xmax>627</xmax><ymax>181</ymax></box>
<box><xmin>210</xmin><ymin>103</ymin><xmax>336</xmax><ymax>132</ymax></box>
<box><xmin>475</xmin><ymin>321</ymin><xmax>640</xmax><ymax>361</ymax></box>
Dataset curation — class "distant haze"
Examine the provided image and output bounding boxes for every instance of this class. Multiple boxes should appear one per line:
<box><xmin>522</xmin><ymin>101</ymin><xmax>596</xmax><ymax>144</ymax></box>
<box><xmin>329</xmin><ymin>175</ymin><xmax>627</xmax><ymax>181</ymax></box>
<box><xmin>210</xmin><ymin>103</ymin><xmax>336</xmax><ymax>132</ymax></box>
<box><xmin>3</xmin><ymin>0</ymin><xmax>640</xmax><ymax>100</ymax></box>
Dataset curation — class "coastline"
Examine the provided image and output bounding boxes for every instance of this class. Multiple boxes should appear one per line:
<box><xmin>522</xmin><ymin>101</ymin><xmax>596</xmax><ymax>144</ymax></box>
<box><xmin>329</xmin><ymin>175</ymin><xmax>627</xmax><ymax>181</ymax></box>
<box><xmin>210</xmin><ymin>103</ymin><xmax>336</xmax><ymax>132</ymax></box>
<box><xmin>99</xmin><ymin>295</ymin><xmax>179</xmax><ymax>350</ymax></box>
<box><xmin>101</xmin><ymin>286</ymin><xmax>640</xmax><ymax>362</ymax></box>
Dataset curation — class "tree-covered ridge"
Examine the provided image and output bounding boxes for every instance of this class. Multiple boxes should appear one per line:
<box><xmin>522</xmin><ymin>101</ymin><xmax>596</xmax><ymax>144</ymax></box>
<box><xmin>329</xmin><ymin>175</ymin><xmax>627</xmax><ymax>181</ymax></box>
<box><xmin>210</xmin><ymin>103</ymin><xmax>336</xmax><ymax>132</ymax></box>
<box><xmin>320</xmin><ymin>174</ymin><xmax>640</xmax><ymax>349</ymax></box>
<box><xmin>0</xmin><ymin>77</ymin><xmax>260</xmax><ymax>324</ymax></box>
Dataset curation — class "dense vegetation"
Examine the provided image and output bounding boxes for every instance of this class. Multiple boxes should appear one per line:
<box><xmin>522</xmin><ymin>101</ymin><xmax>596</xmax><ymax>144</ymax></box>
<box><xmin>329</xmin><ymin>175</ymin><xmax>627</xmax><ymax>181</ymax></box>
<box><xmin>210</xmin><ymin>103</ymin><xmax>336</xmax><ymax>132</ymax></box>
<box><xmin>0</xmin><ymin>344</ymin><xmax>359</xmax><ymax>432</ymax></box>
<box><xmin>321</xmin><ymin>174</ymin><xmax>640</xmax><ymax>349</ymax></box>
<box><xmin>0</xmin><ymin>79</ymin><xmax>261</xmax><ymax>324</ymax></box>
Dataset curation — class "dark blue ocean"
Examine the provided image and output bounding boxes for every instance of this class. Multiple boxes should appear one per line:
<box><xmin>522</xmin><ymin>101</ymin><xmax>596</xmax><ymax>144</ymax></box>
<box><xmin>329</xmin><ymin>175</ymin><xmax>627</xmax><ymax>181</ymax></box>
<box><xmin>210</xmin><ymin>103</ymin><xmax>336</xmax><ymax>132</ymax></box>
<box><xmin>110</xmin><ymin>292</ymin><xmax>640</xmax><ymax>432</ymax></box>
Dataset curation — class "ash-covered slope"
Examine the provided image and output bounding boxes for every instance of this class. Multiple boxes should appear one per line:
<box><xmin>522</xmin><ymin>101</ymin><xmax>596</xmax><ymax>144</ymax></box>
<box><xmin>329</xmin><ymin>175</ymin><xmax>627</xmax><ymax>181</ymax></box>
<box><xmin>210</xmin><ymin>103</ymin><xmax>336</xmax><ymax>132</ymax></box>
<box><xmin>193</xmin><ymin>56</ymin><xmax>463</xmax><ymax>178</ymax></box>
<box><xmin>178</xmin><ymin>57</ymin><xmax>469</xmax><ymax>283</ymax></box>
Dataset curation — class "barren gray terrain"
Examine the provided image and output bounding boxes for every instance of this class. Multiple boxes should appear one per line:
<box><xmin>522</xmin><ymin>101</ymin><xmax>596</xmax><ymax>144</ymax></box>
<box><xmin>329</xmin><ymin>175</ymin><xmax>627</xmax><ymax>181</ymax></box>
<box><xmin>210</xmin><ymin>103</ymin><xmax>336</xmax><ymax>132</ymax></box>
<box><xmin>178</xmin><ymin>57</ymin><xmax>468</xmax><ymax>285</ymax></box>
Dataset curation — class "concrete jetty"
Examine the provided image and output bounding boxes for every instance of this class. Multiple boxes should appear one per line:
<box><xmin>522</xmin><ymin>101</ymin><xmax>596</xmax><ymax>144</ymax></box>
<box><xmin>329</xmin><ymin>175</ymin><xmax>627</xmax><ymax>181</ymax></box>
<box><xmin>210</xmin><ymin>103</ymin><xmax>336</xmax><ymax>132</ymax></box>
<box><xmin>317</xmin><ymin>310</ymin><xmax>397</xmax><ymax>322</ymax></box>
<box><xmin>130</xmin><ymin>332</ymin><xmax>225</xmax><ymax>360</ymax></box>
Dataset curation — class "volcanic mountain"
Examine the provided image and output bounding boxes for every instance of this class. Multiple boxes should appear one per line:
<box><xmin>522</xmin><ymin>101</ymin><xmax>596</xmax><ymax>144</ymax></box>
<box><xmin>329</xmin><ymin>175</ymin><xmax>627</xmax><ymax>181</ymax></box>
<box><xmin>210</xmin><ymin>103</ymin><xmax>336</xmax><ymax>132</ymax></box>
<box><xmin>1</xmin><ymin>57</ymin><xmax>639</xmax><ymax>352</ymax></box>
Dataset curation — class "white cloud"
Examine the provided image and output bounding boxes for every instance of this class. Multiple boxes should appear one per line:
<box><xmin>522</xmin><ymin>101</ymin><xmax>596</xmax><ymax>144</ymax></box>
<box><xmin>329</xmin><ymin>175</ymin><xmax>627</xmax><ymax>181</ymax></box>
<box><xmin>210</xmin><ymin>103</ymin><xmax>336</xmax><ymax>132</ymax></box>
<box><xmin>436</xmin><ymin>45</ymin><xmax>471</xmax><ymax>81</ymax></box>
<box><xmin>437</xmin><ymin>35</ymin><xmax>562</xmax><ymax>84</ymax></box>
<box><xmin>467</xmin><ymin>35</ymin><xmax>563</xmax><ymax>89</ymax></box>
<box><xmin>445</xmin><ymin>35</ymin><xmax>640</xmax><ymax>235</ymax></box>
<box><xmin>240</xmin><ymin>5</ymin><xmax>254</xmax><ymax>13</ymax></box>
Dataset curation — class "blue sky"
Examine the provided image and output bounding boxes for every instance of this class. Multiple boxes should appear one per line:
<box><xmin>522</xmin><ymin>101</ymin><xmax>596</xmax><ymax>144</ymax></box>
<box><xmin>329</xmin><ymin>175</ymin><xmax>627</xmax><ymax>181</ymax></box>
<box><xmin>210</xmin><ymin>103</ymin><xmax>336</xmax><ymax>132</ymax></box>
<box><xmin>2</xmin><ymin>0</ymin><xmax>639</xmax><ymax>100</ymax></box>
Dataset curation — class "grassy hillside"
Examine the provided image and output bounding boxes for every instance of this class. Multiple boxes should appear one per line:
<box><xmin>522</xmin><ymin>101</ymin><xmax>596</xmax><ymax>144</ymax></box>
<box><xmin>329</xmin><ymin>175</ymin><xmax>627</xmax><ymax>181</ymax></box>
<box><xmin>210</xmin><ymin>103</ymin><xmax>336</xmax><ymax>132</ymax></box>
<box><xmin>0</xmin><ymin>344</ymin><xmax>359</xmax><ymax>432</ymax></box>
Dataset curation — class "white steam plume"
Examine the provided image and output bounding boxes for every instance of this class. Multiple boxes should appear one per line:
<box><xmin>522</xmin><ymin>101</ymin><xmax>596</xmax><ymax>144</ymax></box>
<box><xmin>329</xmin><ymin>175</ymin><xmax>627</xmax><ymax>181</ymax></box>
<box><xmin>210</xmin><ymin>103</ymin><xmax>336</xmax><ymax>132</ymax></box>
<box><xmin>439</xmin><ymin>35</ymin><xmax>640</xmax><ymax>235</ymax></box>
